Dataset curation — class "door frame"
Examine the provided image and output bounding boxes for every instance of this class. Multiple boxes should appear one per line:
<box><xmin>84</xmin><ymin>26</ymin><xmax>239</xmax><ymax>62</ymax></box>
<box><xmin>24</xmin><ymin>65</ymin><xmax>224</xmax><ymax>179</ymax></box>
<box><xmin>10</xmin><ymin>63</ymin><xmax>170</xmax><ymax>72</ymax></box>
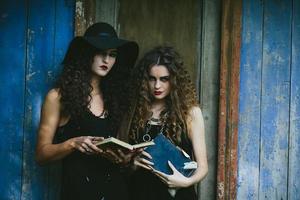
<box><xmin>216</xmin><ymin>0</ymin><xmax>242</xmax><ymax>199</ymax></box>
<box><xmin>74</xmin><ymin>0</ymin><xmax>242</xmax><ymax>199</ymax></box>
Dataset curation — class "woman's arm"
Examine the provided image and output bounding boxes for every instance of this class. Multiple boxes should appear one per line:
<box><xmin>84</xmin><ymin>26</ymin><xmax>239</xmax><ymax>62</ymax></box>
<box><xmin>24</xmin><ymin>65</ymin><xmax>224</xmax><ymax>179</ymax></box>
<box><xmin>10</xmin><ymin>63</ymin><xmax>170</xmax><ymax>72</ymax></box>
<box><xmin>184</xmin><ymin>106</ymin><xmax>208</xmax><ymax>185</ymax></box>
<box><xmin>35</xmin><ymin>89</ymin><xmax>103</xmax><ymax>165</ymax></box>
<box><xmin>153</xmin><ymin>106</ymin><xmax>208</xmax><ymax>188</ymax></box>
<box><xmin>36</xmin><ymin>89</ymin><xmax>74</xmax><ymax>164</ymax></box>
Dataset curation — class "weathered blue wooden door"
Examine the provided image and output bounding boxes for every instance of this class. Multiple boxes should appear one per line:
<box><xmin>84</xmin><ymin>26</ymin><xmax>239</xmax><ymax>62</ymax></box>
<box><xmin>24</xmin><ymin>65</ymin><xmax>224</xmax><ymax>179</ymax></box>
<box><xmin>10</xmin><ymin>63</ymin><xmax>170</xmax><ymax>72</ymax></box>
<box><xmin>0</xmin><ymin>1</ymin><xmax>74</xmax><ymax>199</ymax></box>
<box><xmin>238</xmin><ymin>0</ymin><xmax>300</xmax><ymax>199</ymax></box>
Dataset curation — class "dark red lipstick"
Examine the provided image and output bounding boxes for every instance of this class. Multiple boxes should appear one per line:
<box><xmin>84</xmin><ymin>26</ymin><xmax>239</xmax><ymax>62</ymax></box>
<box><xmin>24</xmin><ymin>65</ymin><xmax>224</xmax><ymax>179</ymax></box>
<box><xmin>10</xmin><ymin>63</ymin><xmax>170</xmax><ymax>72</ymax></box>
<box><xmin>154</xmin><ymin>91</ymin><xmax>162</xmax><ymax>95</ymax></box>
<box><xmin>100</xmin><ymin>65</ymin><xmax>108</xmax><ymax>70</ymax></box>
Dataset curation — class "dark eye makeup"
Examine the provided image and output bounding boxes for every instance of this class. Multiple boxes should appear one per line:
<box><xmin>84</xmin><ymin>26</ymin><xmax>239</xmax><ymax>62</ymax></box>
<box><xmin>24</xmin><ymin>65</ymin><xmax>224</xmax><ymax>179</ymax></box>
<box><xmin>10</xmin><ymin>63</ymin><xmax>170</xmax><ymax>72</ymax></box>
<box><xmin>149</xmin><ymin>76</ymin><xmax>156</xmax><ymax>81</ymax></box>
<box><xmin>148</xmin><ymin>76</ymin><xmax>170</xmax><ymax>82</ymax></box>
<box><xmin>160</xmin><ymin>76</ymin><xmax>170</xmax><ymax>82</ymax></box>
<box><xmin>108</xmin><ymin>51</ymin><xmax>117</xmax><ymax>58</ymax></box>
<box><xmin>97</xmin><ymin>50</ymin><xmax>118</xmax><ymax>58</ymax></box>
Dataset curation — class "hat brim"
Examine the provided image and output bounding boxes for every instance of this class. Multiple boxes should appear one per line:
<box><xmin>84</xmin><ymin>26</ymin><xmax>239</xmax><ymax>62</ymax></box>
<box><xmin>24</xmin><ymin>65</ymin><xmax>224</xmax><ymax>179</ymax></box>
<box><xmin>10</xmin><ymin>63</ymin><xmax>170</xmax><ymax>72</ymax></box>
<box><xmin>81</xmin><ymin>36</ymin><xmax>139</xmax><ymax>68</ymax></box>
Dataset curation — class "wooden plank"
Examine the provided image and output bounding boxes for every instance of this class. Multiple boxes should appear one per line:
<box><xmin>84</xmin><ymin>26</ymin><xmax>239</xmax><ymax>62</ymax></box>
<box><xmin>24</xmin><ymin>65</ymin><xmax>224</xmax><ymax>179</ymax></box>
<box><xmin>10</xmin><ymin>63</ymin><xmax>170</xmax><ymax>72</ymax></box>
<box><xmin>96</xmin><ymin>1</ymin><xmax>220</xmax><ymax>199</ymax></box>
<box><xmin>118</xmin><ymin>0</ymin><xmax>198</xmax><ymax>83</ymax></box>
<box><xmin>95</xmin><ymin>0</ymin><xmax>119</xmax><ymax>29</ymax></box>
<box><xmin>198</xmin><ymin>0</ymin><xmax>221</xmax><ymax>199</ymax></box>
<box><xmin>75</xmin><ymin>0</ymin><xmax>95</xmax><ymax>36</ymax></box>
<box><xmin>0</xmin><ymin>1</ymin><xmax>27</xmax><ymax>199</ymax></box>
<box><xmin>217</xmin><ymin>0</ymin><xmax>229</xmax><ymax>196</ymax></box>
<box><xmin>22</xmin><ymin>1</ymin><xmax>56</xmax><ymax>199</ymax></box>
<box><xmin>288</xmin><ymin>0</ymin><xmax>300</xmax><ymax>199</ymax></box>
<box><xmin>259</xmin><ymin>0</ymin><xmax>292</xmax><ymax>199</ymax></box>
<box><xmin>47</xmin><ymin>1</ymin><xmax>75</xmax><ymax>200</ymax></box>
<box><xmin>217</xmin><ymin>0</ymin><xmax>242</xmax><ymax>199</ymax></box>
<box><xmin>236</xmin><ymin>0</ymin><xmax>263</xmax><ymax>199</ymax></box>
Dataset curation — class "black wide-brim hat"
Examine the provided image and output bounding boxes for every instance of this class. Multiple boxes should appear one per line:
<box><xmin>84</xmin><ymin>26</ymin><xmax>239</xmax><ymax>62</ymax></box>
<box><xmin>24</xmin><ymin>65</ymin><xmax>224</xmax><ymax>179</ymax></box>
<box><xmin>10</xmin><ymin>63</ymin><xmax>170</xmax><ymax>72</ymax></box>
<box><xmin>72</xmin><ymin>22</ymin><xmax>139</xmax><ymax>68</ymax></box>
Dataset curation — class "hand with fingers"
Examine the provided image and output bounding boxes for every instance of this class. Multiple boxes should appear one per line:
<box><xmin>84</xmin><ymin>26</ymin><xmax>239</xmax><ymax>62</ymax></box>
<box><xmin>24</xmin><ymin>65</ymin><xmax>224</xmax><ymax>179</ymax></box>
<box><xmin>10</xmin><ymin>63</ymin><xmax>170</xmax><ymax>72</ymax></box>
<box><xmin>70</xmin><ymin>136</ymin><xmax>104</xmax><ymax>155</ymax></box>
<box><xmin>114</xmin><ymin>148</ymin><xmax>142</xmax><ymax>166</ymax></box>
<box><xmin>133</xmin><ymin>150</ymin><xmax>154</xmax><ymax>171</ymax></box>
<box><xmin>97</xmin><ymin>147</ymin><xmax>140</xmax><ymax>166</ymax></box>
<box><xmin>99</xmin><ymin>148</ymin><xmax>124</xmax><ymax>164</ymax></box>
<box><xmin>153</xmin><ymin>161</ymin><xmax>190</xmax><ymax>188</ymax></box>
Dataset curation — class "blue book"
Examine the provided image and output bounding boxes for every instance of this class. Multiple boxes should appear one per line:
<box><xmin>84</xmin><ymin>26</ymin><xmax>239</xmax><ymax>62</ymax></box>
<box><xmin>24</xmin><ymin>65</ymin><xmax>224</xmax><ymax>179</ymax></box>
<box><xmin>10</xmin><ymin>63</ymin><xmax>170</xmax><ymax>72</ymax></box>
<box><xmin>144</xmin><ymin>133</ymin><xmax>197</xmax><ymax>177</ymax></box>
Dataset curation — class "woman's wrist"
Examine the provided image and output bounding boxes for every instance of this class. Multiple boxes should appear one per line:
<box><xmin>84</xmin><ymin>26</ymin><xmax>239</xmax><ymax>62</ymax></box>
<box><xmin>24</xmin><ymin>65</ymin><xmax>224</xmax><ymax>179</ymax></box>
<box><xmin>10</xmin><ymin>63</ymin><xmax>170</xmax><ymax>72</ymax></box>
<box><xmin>120</xmin><ymin>156</ymin><xmax>134</xmax><ymax>168</ymax></box>
<box><xmin>65</xmin><ymin>138</ymin><xmax>76</xmax><ymax>152</ymax></box>
<box><xmin>182</xmin><ymin>176</ymin><xmax>196</xmax><ymax>188</ymax></box>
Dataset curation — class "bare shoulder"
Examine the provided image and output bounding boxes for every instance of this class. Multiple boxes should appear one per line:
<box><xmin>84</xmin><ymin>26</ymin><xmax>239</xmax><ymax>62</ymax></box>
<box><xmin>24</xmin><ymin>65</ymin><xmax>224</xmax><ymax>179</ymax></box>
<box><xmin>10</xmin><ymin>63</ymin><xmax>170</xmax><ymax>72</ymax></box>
<box><xmin>42</xmin><ymin>89</ymin><xmax>62</xmax><ymax>110</ymax></box>
<box><xmin>46</xmin><ymin>89</ymin><xmax>60</xmax><ymax>101</ymax></box>
<box><xmin>187</xmin><ymin>106</ymin><xmax>205</xmax><ymax>139</ymax></box>
<box><xmin>44</xmin><ymin>89</ymin><xmax>61</xmax><ymax>105</ymax></box>
<box><xmin>188</xmin><ymin>106</ymin><xmax>203</xmax><ymax>119</ymax></box>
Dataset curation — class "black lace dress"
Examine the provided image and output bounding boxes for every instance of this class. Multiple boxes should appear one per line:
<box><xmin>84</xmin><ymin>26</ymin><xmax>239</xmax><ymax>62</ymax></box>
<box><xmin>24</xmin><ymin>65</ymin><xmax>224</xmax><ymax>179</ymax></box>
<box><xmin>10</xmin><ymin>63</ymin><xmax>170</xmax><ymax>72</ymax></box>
<box><xmin>129</xmin><ymin>125</ymin><xmax>197</xmax><ymax>200</ymax></box>
<box><xmin>56</xmin><ymin>110</ymin><xmax>128</xmax><ymax>200</ymax></box>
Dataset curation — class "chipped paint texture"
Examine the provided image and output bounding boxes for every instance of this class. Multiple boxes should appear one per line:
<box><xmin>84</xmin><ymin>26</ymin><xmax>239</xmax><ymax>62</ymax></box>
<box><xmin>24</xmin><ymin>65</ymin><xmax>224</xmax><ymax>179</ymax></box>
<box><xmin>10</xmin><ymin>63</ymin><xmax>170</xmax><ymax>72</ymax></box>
<box><xmin>76</xmin><ymin>1</ymin><xmax>84</xmax><ymax>17</ymax></box>
<box><xmin>238</xmin><ymin>0</ymin><xmax>300</xmax><ymax>199</ymax></box>
<box><xmin>288</xmin><ymin>0</ymin><xmax>300</xmax><ymax>199</ymax></box>
<box><xmin>0</xmin><ymin>1</ymin><xmax>74</xmax><ymax>200</ymax></box>
<box><xmin>75</xmin><ymin>0</ymin><xmax>95</xmax><ymax>36</ymax></box>
<box><xmin>217</xmin><ymin>0</ymin><xmax>241</xmax><ymax>199</ymax></box>
<box><xmin>0</xmin><ymin>2</ymin><xmax>26</xmax><ymax>200</ymax></box>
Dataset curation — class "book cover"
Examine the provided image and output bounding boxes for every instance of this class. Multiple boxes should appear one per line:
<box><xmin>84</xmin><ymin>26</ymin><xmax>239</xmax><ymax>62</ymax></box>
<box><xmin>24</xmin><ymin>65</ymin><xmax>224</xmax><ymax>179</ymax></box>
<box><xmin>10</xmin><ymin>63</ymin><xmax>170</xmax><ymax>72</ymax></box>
<box><xmin>95</xmin><ymin>137</ymin><xmax>155</xmax><ymax>151</ymax></box>
<box><xmin>144</xmin><ymin>133</ymin><xmax>197</xmax><ymax>177</ymax></box>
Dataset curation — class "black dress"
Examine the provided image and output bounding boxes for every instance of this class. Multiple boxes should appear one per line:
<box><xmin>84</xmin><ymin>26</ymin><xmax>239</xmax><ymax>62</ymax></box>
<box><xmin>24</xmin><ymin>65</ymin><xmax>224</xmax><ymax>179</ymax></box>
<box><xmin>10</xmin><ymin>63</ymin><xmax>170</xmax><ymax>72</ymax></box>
<box><xmin>129</xmin><ymin>125</ymin><xmax>197</xmax><ymax>200</ymax></box>
<box><xmin>56</xmin><ymin>110</ymin><xmax>128</xmax><ymax>200</ymax></box>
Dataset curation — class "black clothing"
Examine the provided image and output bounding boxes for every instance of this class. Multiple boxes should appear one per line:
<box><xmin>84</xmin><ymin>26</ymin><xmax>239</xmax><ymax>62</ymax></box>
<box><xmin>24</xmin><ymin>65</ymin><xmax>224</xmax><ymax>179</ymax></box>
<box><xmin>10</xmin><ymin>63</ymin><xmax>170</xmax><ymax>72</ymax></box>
<box><xmin>129</xmin><ymin>125</ymin><xmax>197</xmax><ymax>200</ymax></box>
<box><xmin>56</xmin><ymin>111</ymin><xmax>128</xmax><ymax>200</ymax></box>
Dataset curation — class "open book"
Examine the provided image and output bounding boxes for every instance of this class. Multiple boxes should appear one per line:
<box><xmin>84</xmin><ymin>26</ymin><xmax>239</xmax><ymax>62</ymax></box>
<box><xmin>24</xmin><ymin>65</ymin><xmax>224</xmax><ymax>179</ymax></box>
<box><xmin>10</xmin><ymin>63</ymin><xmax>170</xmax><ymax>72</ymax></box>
<box><xmin>95</xmin><ymin>137</ymin><xmax>155</xmax><ymax>151</ymax></box>
<box><xmin>144</xmin><ymin>133</ymin><xmax>197</xmax><ymax>177</ymax></box>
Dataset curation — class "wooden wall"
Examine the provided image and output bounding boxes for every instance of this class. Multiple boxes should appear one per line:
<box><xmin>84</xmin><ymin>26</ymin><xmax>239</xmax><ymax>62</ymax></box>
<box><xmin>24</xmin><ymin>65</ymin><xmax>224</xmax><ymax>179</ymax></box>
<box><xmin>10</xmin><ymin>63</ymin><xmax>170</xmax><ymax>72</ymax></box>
<box><xmin>114</xmin><ymin>1</ymin><xmax>221</xmax><ymax>199</ymax></box>
<box><xmin>91</xmin><ymin>1</ymin><xmax>221</xmax><ymax>199</ymax></box>
<box><xmin>217</xmin><ymin>0</ymin><xmax>242</xmax><ymax>199</ymax></box>
<box><xmin>238</xmin><ymin>0</ymin><xmax>300</xmax><ymax>199</ymax></box>
<box><xmin>3</xmin><ymin>1</ymin><xmax>299</xmax><ymax>200</ymax></box>
<box><xmin>0</xmin><ymin>1</ymin><xmax>220</xmax><ymax>199</ymax></box>
<box><xmin>0</xmin><ymin>1</ymin><xmax>74</xmax><ymax>199</ymax></box>
<box><xmin>88</xmin><ymin>1</ymin><xmax>220</xmax><ymax>200</ymax></box>
<box><xmin>199</xmin><ymin>0</ymin><xmax>221</xmax><ymax>199</ymax></box>
<box><xmin>0</xmin><ymin>1</ymin><xmax>27</xmax><ymax>198</ymax></box>
<box><xmin>118</xmin><ymin>0</ymin><xmax>198</xmax><ymax>81</ymax></box>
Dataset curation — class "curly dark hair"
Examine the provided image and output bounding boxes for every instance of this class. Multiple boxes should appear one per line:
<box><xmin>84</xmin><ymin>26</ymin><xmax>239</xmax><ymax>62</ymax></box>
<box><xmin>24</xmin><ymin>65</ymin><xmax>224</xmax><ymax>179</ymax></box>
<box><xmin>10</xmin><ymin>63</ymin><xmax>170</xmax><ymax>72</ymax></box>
<box><xmin>119</xmin><ymin>46</ymin><xmax>198</xmax><ymax>145</ymax></box>
<box><xmin>55</xmin><ymin>38</ymin><xmax>131</xmax><ymax>132</ymax></box>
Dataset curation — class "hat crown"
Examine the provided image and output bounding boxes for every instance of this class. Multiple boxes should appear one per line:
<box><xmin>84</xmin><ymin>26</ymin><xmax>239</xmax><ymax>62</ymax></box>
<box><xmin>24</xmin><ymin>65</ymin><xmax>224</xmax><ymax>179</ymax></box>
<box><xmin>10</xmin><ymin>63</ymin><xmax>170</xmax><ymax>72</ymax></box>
<box><xmin>84</xmin><ymin>22</ymin><xmax>117</xmax><ymax>38</ymax></box>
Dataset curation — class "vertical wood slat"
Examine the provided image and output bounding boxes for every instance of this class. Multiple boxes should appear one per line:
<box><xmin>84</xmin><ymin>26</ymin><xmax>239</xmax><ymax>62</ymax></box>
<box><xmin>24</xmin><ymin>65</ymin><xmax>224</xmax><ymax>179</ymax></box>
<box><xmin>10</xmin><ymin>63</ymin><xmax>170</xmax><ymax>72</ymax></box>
<box><xmin>22</xmin><ymin>1</ymin><xmax>56</xmax><ymax>199</ymax></box>
<box><xmin>47</xmin><ymin>1</ymin><xmax>75</xmax><ymax>200</ymax></box>
<box><xmin>118</xmin><ymin>0</ymin><xmax>199</xmax><ymax>81</ymax></box>
<box><xmin>0</xmin><ymin>1</ymin><xmax>27</xmax><ymax>199</ymax></box>
<box><xmin>237</xmin><ymin>0</ymin><xmax>263</xmax><ymax>199</ymax></box>
<box><xmin>288</xmin><ymin>0</ymin><xmax>300</xmax><ymax>199</ymax></box>
<box><xmin>198</xmin><ymin>0</ymin><xmax>221</xmax><ymax>199</ymax></box>
<box><xmin>217</xmin><ymin>0</ymin><xmax>242</xmax><ymax>199</ymax></box>
<box><xmin>75</xmin><ymin>0</ymin><xmax>96</xmax><ymax>36</ymax></box>
<box><xmin>95</xmin><ymin>0</ymin><xmax>119</xmax><ymax>30</ymax></box>
<box><xmin>259</xmin><ymin>1</ymin><xmax>292</xmax><ymax>199</ymax></box>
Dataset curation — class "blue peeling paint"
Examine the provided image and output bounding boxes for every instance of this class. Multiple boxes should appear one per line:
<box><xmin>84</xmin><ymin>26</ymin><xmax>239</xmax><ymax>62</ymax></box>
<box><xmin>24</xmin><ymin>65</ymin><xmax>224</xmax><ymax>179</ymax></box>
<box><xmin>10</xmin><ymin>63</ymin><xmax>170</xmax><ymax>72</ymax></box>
<box><xmin>0</xmin><ymin>1</ymin><xmax>74</xmax><ymax>199</ymax></box>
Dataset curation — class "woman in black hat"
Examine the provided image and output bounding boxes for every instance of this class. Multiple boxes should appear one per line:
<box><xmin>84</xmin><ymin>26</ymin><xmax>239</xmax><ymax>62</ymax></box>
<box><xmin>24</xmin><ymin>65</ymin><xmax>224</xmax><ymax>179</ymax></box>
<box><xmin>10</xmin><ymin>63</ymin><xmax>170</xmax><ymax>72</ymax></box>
<box><xmin>35</xmin><ymin>22</ymin><xmax>138</xmax><ymax>200</ymax></box>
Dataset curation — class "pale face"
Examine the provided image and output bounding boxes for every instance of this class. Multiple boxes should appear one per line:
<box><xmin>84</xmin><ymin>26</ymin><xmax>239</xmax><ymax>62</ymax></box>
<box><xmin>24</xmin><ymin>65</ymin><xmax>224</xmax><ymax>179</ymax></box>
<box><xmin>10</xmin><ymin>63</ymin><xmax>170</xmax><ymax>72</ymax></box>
<box><xmin>91</xmin><ymin>49</ymin><xmax>117</xmax><ymax>77</ymax></box>
<box><xmin>148</xmin><ymin>65</ymin><xmax>171</xmax><ymax>100</ymax></box>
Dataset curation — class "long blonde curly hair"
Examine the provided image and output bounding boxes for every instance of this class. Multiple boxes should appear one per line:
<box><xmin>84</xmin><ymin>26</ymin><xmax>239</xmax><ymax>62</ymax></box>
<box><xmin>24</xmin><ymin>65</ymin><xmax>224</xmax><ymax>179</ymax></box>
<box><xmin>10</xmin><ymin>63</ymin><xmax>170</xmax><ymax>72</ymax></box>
<box><xmin>119</xmin><ymin>46</ymin><xmax>198</xmax><ymax>145</ymax></box>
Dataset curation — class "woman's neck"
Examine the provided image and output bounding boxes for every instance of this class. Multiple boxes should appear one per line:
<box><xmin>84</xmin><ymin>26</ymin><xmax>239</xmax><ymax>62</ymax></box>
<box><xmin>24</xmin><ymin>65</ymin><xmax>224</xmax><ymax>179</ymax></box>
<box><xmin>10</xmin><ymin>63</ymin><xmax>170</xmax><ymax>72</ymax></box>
<box><xmin>151</xmin><ymin>99</ymin><xmax>166</xmax><ymax>118</ymax></box>
<box><xmin>90</xmin><ymin>75</ymin><xmax>101</xmax><ymax>95</ymax></box>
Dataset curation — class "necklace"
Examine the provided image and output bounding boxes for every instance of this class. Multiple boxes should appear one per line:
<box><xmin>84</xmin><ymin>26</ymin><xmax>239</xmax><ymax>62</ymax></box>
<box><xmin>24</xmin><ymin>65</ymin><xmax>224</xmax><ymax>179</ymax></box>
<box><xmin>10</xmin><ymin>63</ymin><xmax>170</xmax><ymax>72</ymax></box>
<box><xmin>97</xmin><ymin>109</ymin><xmax>107</xmax><ymax>118</ymax></box>
<box><xmin>149</xmin><ymin>117</ymin><xmax>161</xmax><ymax>124</ymax></box>
<box><xmin>142</xmin><ymin>112</ymin><xmax>168</xmax><ymax>142</ymax></box>
<box><xmin>89</xmin><ymin>108</ymin><xmax>107</xmax><ymax>119</ymax></box>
